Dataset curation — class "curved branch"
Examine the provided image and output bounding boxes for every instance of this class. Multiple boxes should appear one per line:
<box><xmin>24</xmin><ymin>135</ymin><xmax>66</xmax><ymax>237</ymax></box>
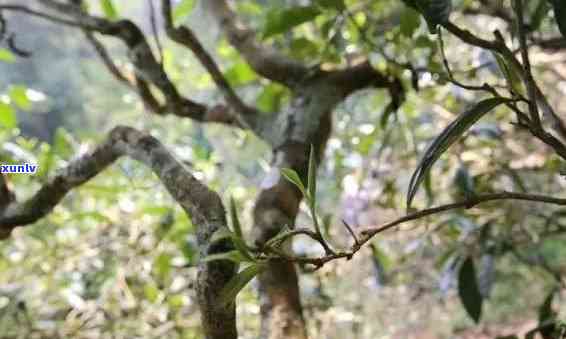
<box><xmin>0</xmin><ymin>3</ymin><xmax>240</xmax><ymax>127</ymax></box>
<box><xmin>204</xmin><ymin>0</ymin><xmax>309</xmax><ymax>87</ymax></box>
<box><xmin>0</xmin><ymin>126</ymin><xmax>237</xmax><ymax>339</ymax></box>
<box><xmin>261</xmin><ymin>191</ymin><xmax>566</xmax><ymax>268</ymax></box>
<box><xmin>161</xmin><ymin>0</ymin><xmax>258</xmax><ymax>130</ymax></box>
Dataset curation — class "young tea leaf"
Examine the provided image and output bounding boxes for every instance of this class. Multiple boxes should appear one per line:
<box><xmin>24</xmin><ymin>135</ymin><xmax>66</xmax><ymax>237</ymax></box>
<box><xmin>229</xmin><ymin>197</ymin><xmax>243</xmax><ymax>238</ymax></box>
<box><xmin>219</xmin><ymin>263</ymin><xmax>265</xmax><ymax>307</ymax></box>
<box><xmin>458</xmin><ymin>256</ymin><xmax>483</xmax><ymax>323</ymax></box>
<box><xmin>281</xmin><ymin>168</ymin><xmax>307</xmax><ymax>197</ymax></box>
<box><xmin>407</xmin><ymin>97</ymin><xmax>510</xmax><ymax>208</ymax></box>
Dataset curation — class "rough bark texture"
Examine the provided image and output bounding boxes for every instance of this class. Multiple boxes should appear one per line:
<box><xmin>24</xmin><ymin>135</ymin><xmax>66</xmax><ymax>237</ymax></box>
<box><xmin>0</xmin><ymin>127</ymin><xmax>237</xmax><ymax>339</ymax></box>
<box><xmin>251</xmin><ymin>67</ymin><xmax>385</xmax><ymax>338</ymax></box>
<box><xmin>0</xmin><ymin>1</ymin><xmax>401</xmax><ymax>338</ymax></box>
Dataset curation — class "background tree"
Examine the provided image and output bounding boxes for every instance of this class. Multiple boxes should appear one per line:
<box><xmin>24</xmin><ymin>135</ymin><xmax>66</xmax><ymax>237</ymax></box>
<box><xmin>0</xmin><ymin>1</ymin><xmax>565</xmax><ymax>338</ymax></box>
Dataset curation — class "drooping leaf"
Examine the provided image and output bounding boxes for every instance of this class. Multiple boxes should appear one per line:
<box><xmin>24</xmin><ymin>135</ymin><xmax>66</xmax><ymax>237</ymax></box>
<box><xmin>262</xmin><ymin>6</ymin><xmax>322</xmax><ymax>39</ymax></box>
<box><xmin>458</xmin><ymin>256</ymin><xmax>483</xmax><ymax>323</ymax></box>
<box><xmin>550</xmin><ymin>0</ymin><xmax>566</xmax><ymax>39</ymax></box>
<box><xmin>99</xmin><ymin>0</ymin><xmax>118</xmax><ymax>20</ymax></box>
<box><xmin>407</xmin><ymin>97</ymin><xmax>510</xmax><ymax>208</ymax></box>
<box><xmin>219</xmin><ymin>263</ymin><xmax>265</xmax><ymax>307</ymax></box>
<box><xmin>173</xmin><ymin>0</ymin><xmax>195</xmax><ymax>25</ymax></box>
<box><xmin>0</xmin><ymin>102</ymin><xmax>16</xmax><ymax>129</ymax></box>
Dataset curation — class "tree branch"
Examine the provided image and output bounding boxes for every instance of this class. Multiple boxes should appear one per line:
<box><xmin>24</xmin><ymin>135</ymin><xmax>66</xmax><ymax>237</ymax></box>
<box><xmin>0</xmin><ymin>125</ymin><xmax>238</xmax><ymax>339</ymax></box>
<box><xmin>204</xmin><ymin>0</ymin><xmax>309</xmax><ymax>87</ymax></box>
<box><xmin>258</xmin><ymin>191</ymin><xmax>566</xmax><ymax>268</ymax></box>
<box><xmin>0</xmin><ymin>2</ymin><xmax>241</xmax><ymax>127</ymax></box>
<box><xmin>161</xmin><ymin>0</ymin><xmax>258</xmax><ymax>130</ymax></box>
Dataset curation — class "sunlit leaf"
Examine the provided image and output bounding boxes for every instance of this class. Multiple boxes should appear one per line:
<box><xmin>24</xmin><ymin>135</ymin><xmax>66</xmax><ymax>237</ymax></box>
<box><xmin>262</xmin><ymin>6</ymin><xmax>321</xmax><ymax>39</ymax></box>
<box><xmin>458</xmin><ymin>256</ymin><xmax>483</xmax><ymax>323</ymax></box>
<box><xmin>219</xmin><ymin>263</ymin><xmax>265</xmax><ymax>307</ymax></box>
<box><xmin>153</xmin><ymin>253</ymin><xmax>172</xmax><ymax>282</ymax></box>
<box><xmin>99</xmin><ymin>0</ymin><xmax>118</xmax><ymax>20</ymax></box>
<box><xmin>9</xmin><ymin>86</ymin><xmax>31</xmax><ymax>110</ymax></box>
<box><xmin>224</xmin><ymin>61</ymin><xmax>257</xmax><ymax>86</ymax></box>
<box><xmin>0</xmin><ymin>48</ymin><xmax>16</xmax><ymax>63</ymax></box>
<box><xmin>0</xmin><ymin>102</ymin><xmax>16</xmax><ymax>129</ymax></box>
<box><xmin>407</xmin><ymin>97</ymin><xmax>511</xmax><ymax>208</ymax></box>
<box><xmin>173</xmin><ymin>0</ymin><xmax>195</xmax><ymax>24</ymax></box>
<box><xmin>256</xmin><ymin>83</ymin><xmax>287</xmax><ymax>112</ymax></box>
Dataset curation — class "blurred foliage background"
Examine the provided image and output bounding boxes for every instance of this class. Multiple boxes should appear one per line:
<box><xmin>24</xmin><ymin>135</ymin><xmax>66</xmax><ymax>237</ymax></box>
<box><xmin>0</xmin><ymin>0</ymin><xmax>565</xmax><ymax>338</ymax></box>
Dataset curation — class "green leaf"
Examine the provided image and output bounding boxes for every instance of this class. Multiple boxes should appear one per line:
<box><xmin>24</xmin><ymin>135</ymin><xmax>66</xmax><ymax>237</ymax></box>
<box><xmin>99</xmin><ymin>0</ymin><xmax>118</xmax><ymax>20</ymax></box>
<box><xmin>407</xmin><ymin>97</ymin><xmax>510</xmax><ymax>208</ymax></box>
<box><xmin>229</xmin><ymin>197</ymin><xmax>243</xmax><ymax>238</ymax></box>
<box><xmin>144</xmin><ymin>282</ymin><xmax>160</xmax><ymax>303</ymax></box>
<box><xmin>262</xmin><ymin>6</ymin><xmax>322</xmax><ymax>39</ymax></box>
<box><xmin>173</xmin><ymin>0</ymin><xmax>195</xmax><ymax>25</ymax></box>
<box><xmin>224</xmin><ymin>61</ymin><xmax>257</xmax><ymax>86</ymax></box>
<box><xmin>316</xmin><ymin>0</ymin><xmax>345</xmax><ymax>11</ymax></box>
<box><xmin>281</xmin><ymin>168</ymin><xmax>307</xmax><ymax>197</ymax></box>
<box><xmin>402</xmin><ymin>0</ymin><xmax>452</xmax><ymax>33</ymax></box>
<box><xmin>219</xmin><ymin>263</ymin><xmax>265</xmax><ymax>307</ymax></box>
<box><xmin>256</xmin><ymin>83</ymin><xmax>287</xmax><ymax>112</ymax></box>
<box><xmin>0</xmin><ymin>48</ymin><xmax>16</xmax><ymax>63</ymax></box>
<box><xmin>289</xmin><ymin>37</ymin><xmax>320</xmax><ymax>60</ymax></box>
<box><xmin>529</xmin><ymin>0</ymin><xmax>550</xmax><ymax>32</ymax></box>
<box><xmin>153</xmin><ymin>253</ymin><xmax>172</xmax><ymax>282</ymax></box>
<box><xmin>492</xmin><ymin>52</ymin><xmax>525</xmax><ymax>96</ymax></box>
<box><xmin>9</xmin><ymin>86</ymin><xmax>31</xmax><ymax>110</ymax></box>
<box><xmin>550</xmin><ymin>0</ymin><xmax>566</xmax><ymax>38</ymax></box>
<box><xmin>0</xmin><ymin>102</ymin><xmax>16</xmax><ymax>129</ymax></box>
<box><xmin>458</xmin><ymin>256</ymin><xmax>483</xmax><ymax>323</ymax></box>
<box><xmin>307</xmin><ymin>145</ymin><xmax>317</xmax><ymax>206</ymax></box>
<box><xmin>400</xmin><ymin>6</ymin><xmax>421</xmax><ymax>37</ymax></box>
